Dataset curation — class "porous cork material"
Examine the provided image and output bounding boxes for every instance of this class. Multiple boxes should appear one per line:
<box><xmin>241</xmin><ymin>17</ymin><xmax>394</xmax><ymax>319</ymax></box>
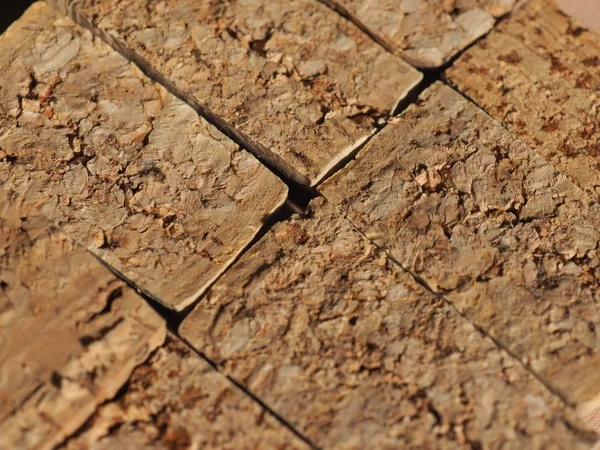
<box><xmin>64</xmin><ymin>338</ymin><xmax>311</xmax><ymax>450</ymax></box>
<box><xmin>447</xmin><ymin>0</ymin><xmax>600</xmax><ymax>200</ymax></box>
<box><xmin>0</xmin><ymin>188</ymin><xmax>165</xmax><ymax>450</ymax></box>
<box><xmin>320</xmin><ymin>0</ymin><xmax>515</xmax><ymax>68</ymax></box>
<box><xmin>181</xmin><ymin>198</ymin><xmax>594</xmax><ymax>450</ymax></box>
<box><xmin>0</xmin><ymin>2</ymin><xmax>287</xmax><ymax>311</ymax></box>
<box><xmin>321</xmin><ymin>82</ymin><xmax>600</xmax><ymax>408</ymax></box>
<box><xmin>47</xmin><ymin>0</ymin><xmax>422</xmax><ymax>184</ymax></box>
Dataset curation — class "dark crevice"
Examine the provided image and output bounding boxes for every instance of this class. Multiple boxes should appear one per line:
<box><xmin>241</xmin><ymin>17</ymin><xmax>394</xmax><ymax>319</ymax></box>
<box><xmin>0</xmin><ymin>1</ymin><xmax>35</xmax><ymax>34</ymax></box>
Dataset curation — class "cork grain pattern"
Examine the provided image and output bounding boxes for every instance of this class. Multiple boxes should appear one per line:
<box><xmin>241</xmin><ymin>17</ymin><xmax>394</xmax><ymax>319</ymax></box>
<box><xmin>447</xmin><ymin>0</ymin><xmax>600</xmax><ymax>200</ymax></box>
<box><xmin>0</xmin><ymin>188</ymin><xmax>165</xmax><ymax>450</ymax></box>
<box><xmin>48</xmin><ymin>0</ymin><xmax>422</xmax><ymax>184</ymax></box>
<box><xmin>321</xmin><ymin>82</ymin><xmax>600</xmax><ymax>407</ymax></box>
<box><xmin>64</xmin><ymin>338</ymin><xmax>311</xmax><ymax>450</ymax></box>
<box><xmin>322</xmin><ymin>0</ymin><xmax>516</xmax><ymax>68</ymax></box>
<box><xmin>180</xmin><ymin>198</ymin><xmax>594</xmax><ymax>450</ymax></box>
<box><xmin>0</xmin><ymin>2</ymin><xmax>288</xmax><ymax>311</ymax></box>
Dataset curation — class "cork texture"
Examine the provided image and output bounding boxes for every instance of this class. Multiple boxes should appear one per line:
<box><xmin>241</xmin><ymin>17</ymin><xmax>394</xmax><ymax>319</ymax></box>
<box><xmin>0</xmin><ymin>188</ymin><xmax>165</xmax><ymax>450</ymax></box>
<box><xmin>0</xmin><ymin>2</ymin><xmax>287</xmax><ymax>311</ymax></box>
<box><xmin>321</xmin><ymin>82</ymin><xmax>600</xmax><ymax>408</ymax></box>
<box><xmin>48</xmin><ymin>0</ymin><xmax>422</xmax><ymax>184</ymax></box>
<box><xmin>447</xmin><ymin>0</ymin><xmax>600</xmax><ymax>200</ymax></box>
<box><xmin>64</xmin><ymin>338</ymin><xmax>310</xmax><ymax>450</ymax></box>
<box><xmin>322</xmin><ymin>0</ymin><xmax>515</xmax><ymax>68</ymax></box>
<box><xmin>180</xmin><ymin>198</ymin><xmax>594</xmax><ymax>450</ymax></box>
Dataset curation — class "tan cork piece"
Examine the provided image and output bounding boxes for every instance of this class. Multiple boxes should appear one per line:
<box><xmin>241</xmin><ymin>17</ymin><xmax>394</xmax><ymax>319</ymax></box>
<box><xmin>0</xmin><ymin>188</ymin><xmax>165</xmax><ymax>450</ymax></box>
<box><xmin>0</xmin><ymin>2</ymin><xmax>288</xmax><ymax>311</ymax></box>
<box><xmin>47</xmin><ymin>0</ymin><xmax>422</xmax><ymax>185</ymax></box>
<box><xmin>321</xmin><ymin>82</ymin><xmax>600</xmax><ymax>410</ymax></box>
<box><xmin>180</xmin><ymin>198</ymin><xmax>594</xmax><ymax>449</ymax></box>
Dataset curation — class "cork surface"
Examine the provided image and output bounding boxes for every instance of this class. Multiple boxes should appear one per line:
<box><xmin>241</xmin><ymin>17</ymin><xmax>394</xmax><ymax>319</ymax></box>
<box><xmin>0</xmin><ymin>2</ymin><xmax>287</xmax><ymax>311</ymax></box>
<box><xmin>48</xmin><ymin>0</ymin><xmax>422</xmax><ymax>184</ymax></box>
<box><xmin>322</xmin><ymin>0</ymin><xmax>515</xmax><ymax>68</ymax></box>
<box><xmin>447</xmin><ymin>0</ymin><xmax>600</xmax><ymax>200</ymax></box>
<box><xmin>321</xmin><ymin>82</ymin><xmax>600</xmax><ymax>407</ymax></box>
<box><xmin>64</xmin><ymin>338</ymin><xmax>310</xmax><ymax>450</ymax></box>
<box><xmin>180</xmin><ymin>198</ymin><xmax>593</xmax><ymax>450</ymax></box>
<box><xmin>0</xmin><ymin>188</ymin><xmax>165</xmax><ymax>450</ymax></box>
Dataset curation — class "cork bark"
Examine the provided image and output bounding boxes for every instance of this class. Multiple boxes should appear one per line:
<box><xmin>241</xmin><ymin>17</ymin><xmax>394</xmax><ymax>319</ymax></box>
<box><xmin>0</xmin><ymin>2</ymin><xmax>287</xmax><ymax>311</ymax></box>
<box><xmin>320</xmin><ymin>0</ymin><xmax>515</xmax><ymax>68</ymax></box>
<box><xmin>46</xmin><ymin>0</ymin><xmax>422</xmax><ymax>185</ymax></box>
<box><xmin>63</xmin><ymin>338</ymin><xmax>310</xmax><ymax>450</ymax></box>
<box><xmin>180</xmin><ymin>198</ymin><xmax>594</xmax><ymax>449</ymax></box>
<box><xmin>0</xmin><ymin>188</ymin><xmax>165</xmax><ymax>450</ymax></box>
<box><xmin>446</xmin><ymin>0</ymin><xmax>600</xmax><ymax>201</ymax></box>
<box><xmin>321</xmin><ymin>82</ymin><xmax>600</xmax><ymax>409</ymax></box>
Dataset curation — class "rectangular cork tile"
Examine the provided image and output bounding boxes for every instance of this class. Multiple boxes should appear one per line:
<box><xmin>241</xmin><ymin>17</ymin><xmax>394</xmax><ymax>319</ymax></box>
<box><xmin>47</xmin><ymin>0</ymin><xmax>422</xmax><ymax>185</ymax></box>
<box><xmin>64</xmin><ymin>338</ymin><xmax>310</xmax><ymax>450</ymax></box>
<box><xmin>0</xmin><ymin>2</ymin><xmax>288</xmax><ymax>311</ymax></box>
<box><xmin>446</xmin><ymin>0</ymin><xmax>600</xmax><ymax>201</ymax></box>
<box><xmin>0</xmin><ymin>188</ymin><xmax>165</xmax><ymax>450</ymax></box>
<box><xmin>321</xmin><ymin>82</ymin><xmax>600</xmax><ymax>411</ymax></box>
<box><xmin>180</xmin><ymin>198</ymin><xmax>594</xmax><ymax>450</ymax></box>
<box><xmin>320</xmin><ymin>0</ymin><xmax>515</xmax><ymax>68</ymax></box>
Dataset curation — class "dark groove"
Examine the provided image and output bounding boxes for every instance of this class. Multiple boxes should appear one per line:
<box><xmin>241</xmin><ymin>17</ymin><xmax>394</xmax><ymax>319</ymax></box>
<box><xmin>45</xmin><ymin>0</ymin><xmax>314</xmax><ymax>194</ymax></box>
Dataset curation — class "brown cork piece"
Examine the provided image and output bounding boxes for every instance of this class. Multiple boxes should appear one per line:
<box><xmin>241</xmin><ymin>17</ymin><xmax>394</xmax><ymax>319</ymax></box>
<box><xmin>446</xmin><ymin>0</ymin><xmax>600</xmax><ymax>200</ymax></box>
<box><xmin>47</xmin><ymin>0</ymin><xmax>422</xmax><ymax>185</ymax></box>
<box><xmin>0</xmin><ymin>188</ymin><xmax>165</xmax><ymax>450</ymax></box>
<box><xmin>63</xmin><ymin>338</ymin><xmax>311</xmax><ymax>450</ymax></box>
<box><xmin>320</xmin><ymin>0</ymin><xmax>514</xmax><ymax>69</ymax></box>
<box><xmin>180</xmin><ymin>198</ymin><xmax>594</xmax><ymax>450</ymax></box>
<box><xmin>321</xmin><ymin>82</ymin><xmax>600</xmax><ymax>410</ymax></box>
<box><xmin>0</xmin><ymin>2</ymin><xmax>288</xmax><ymax>311</ymax></box>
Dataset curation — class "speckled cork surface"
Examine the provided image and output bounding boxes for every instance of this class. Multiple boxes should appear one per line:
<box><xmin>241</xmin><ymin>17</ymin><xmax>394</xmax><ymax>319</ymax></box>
<box><xmin>180</xmin><ymin>198</ymin><xmax>594</xmax><ymax>450</ymax></box>
<box><xmin>0</xmin><ymin>188</ymin><xmax>165</xmax><ymax>450</ymax></box>
<box><xmin>321</xmin><ymin>82</ymin><xmax>600</xmax><ymax>409</ymax></box>
<box><xmin>1</xmin><ymin>1</ymin><xmax>599</xmax><ymax>448</ymax></box>
<box><xmin>0</xmin><ymin>2</ymin><xmax>288</xmax><ymax>311</ymax></box>
<box><xmin>320</xmin><ymin>0</ymin><xmax>516</xmax><ymax>68</ymax></box>
<box><xmin>47</xmin><ymin>0</ymin><xmax>422</xmax><ymax>184</ymax></box>
<box><xmin>63</xmin><ymin>338</ymin><xmax>311</xmax><ymax>450</ymax></box>
<box><xmin>447</xmin><ymin>0</ymin><xmax>600</xmax><ymax>200</ymax></box>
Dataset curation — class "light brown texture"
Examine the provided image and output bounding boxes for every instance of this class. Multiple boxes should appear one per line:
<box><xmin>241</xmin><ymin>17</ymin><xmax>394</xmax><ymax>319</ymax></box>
<box><xmin>47</xmin><ymin>0</ymin><xmax>422</xmax><ymax>184</ymax></box>
<box><xmin>321</xmin><ymin>0</ymin><xmax>514</xmax><ymax>68</ymax></box>
<box><xmin>0</xmin><ymin>2</ymin><xmax>287</xmax><ymax>311</ymax></box>
<box><xmin>0</xmin><ymin>188</ymin><xmax>165</xmax><ymax>450</ymax></box>
<box><xmin>180</xmin><ymin>198</ymin><xmax>594</xmax><ymax>450</ymax></box>
<box><xmin>64</xmin><ymin>338</ymin><xmax>311</xmax><ymax>450</ymax></box>
<box><xmin>321</xmin><ymin>82</ymin><xmax>600</xmax><ymax>408</ymax></box>
<box><xmin>447</xmin><ymin>0</ymin><xmax>600</xmax><ymax>200</ymax></box>
<box><xmin>554</xmin><ymin>0</ymin><xmax>600</xmax><ymax>35</ymax></box>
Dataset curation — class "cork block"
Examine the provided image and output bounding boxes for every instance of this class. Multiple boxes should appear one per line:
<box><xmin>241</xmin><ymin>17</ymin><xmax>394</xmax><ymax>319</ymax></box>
<box><xmin>181</xmin><ymin>198</ymin><xmax>593</xmax><ymax>449</ymax></box>
<box><xmin>0</xmin><ymin>188</ymin><xmax>165</xmax><ymax>450</ymax></box>
<box><xmin>47</xmin><ymin>0</ymin><xmax>422</xmax><ymax>185</ymax></box>
<box><xmin>447</xmin><ymin>0</ymin><xmax>600</xmax><ymax>200</ymax></box>
<box><xmin>0</xmin><ymin>2</ymin><xmax>287</xmax><ymax>311</ymax></box>
<box><xmin>321</xmin><ymin>82</ymin><xmax>600</xmax><ymax>409</ymax></box>
<box><xmin>321</xmin><ymin>0</ymin><xmax>516</xmax><ymax>68</ymax></box>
